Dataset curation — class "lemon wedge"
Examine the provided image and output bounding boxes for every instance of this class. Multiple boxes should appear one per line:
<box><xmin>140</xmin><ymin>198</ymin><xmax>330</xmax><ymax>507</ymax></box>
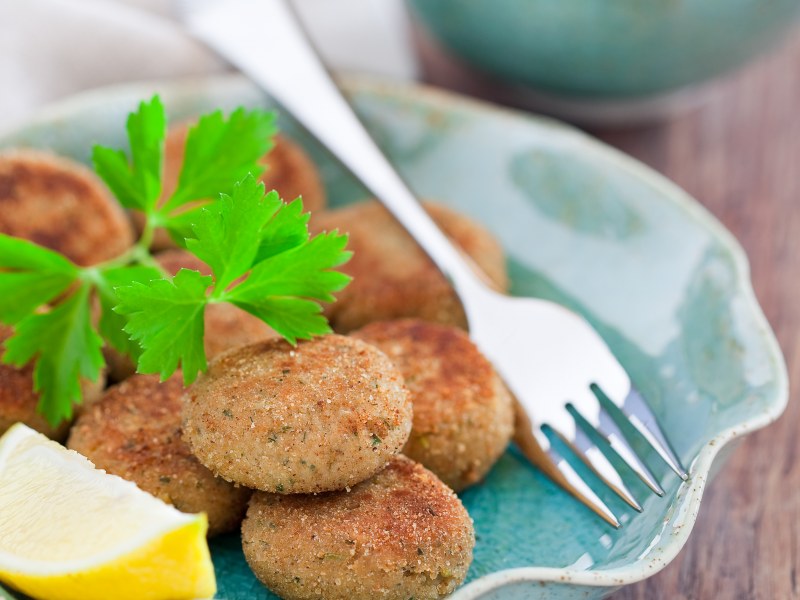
<box><xmin>0</xmin><ymin>423</ymin><xmax>217</xmax><ymax>600</ymax></box>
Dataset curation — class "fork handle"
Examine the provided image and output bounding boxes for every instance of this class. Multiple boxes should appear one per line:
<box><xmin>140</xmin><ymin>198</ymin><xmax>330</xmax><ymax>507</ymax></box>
<box><xmin>190</xmin><ymin>0</ymin><xmax>484</xmax><ymax>294</ymax></box>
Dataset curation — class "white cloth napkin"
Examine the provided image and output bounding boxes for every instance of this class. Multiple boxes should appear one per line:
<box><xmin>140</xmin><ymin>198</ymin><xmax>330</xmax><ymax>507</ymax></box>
<box><xmin>0</xmin><ymin>0</ymin><xmax>416</xmax><ymax>134</ymax></box>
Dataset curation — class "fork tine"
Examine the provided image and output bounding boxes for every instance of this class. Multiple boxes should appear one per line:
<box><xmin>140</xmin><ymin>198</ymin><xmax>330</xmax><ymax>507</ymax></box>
<box><xmin>595</xmin><ymin>406</ymin><xmax>665</xmax><ymax>496</ymax></box>
<box><xmin>542</xmin><ymin>437</ymin><xmax>622</xmax><ymax>528</ymax></box>
<box><xmin>554</xmin><ymin>413</ymin><xmax>642</xmax><ymax>512</ymax></box>
<box><xmin>514</xmin><ymin>405</ymin><xmax>620</xmax><ymax>528</ymax></box>
<box><xmin>567</xmin><ymin>387</ymin><xmax>664</xmax><ymax>496</ymax></box>
<box><xmin>592</xmin><ymin>384</ymin><xmax>688</xmax><ymax>480</ymax></box>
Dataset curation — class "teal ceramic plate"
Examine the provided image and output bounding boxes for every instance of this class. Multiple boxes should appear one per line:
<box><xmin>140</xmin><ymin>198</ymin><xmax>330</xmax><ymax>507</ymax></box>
<box><xmin>0</xmin><ymin>75</ymin><xmax>787</xmax><ymax>600</ymax></box>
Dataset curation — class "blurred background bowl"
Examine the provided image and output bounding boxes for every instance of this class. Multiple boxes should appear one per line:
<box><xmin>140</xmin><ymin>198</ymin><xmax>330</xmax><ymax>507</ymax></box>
<box><xmin>407</xmin><ymin>0</ymin><xmax>800</xmax><ymax>125</ymax></box>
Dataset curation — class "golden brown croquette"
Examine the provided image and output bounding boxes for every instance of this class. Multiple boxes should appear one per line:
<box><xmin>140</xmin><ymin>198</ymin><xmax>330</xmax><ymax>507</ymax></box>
<box><xmin>140</xmin><ymin>124</ymin><xmax>326</xmax><ymax>250</ymax></box>
<box><xmin>0</xmin><ymin>150</ymin><xmax>135</xmax><ymax>266</ymax></box>
<box><xmin>242</xmin><ymin>455</ymin><xmax>475</xmax><ymax>600</ymax></box>
<box><xmin>309</xmin><ymin>200</ymin><xmax>508</xmax><ymax>332</ymax></box>
<box><xmin>67</xmin><ymin>374</ymin><xmax>250</xmax><ymax>536</ymax></box>
<box><xmin>352</xmin><ymin>319</ymin><xmax>514</xmax><ymax>491</ymax></box>
<box><xmin>104</xmin><ymin>249</ymin><xmax>279</xmax><ymax>382</ymax></box>
<box><xmin>182</xmin><ymin>335</ymin><xmax>412</xmax><ymax>494</ymax></box>
<box><xmin>0</xmin><ymin>325</ymin><xmax>104</xmax><ymax>440</ymax></box>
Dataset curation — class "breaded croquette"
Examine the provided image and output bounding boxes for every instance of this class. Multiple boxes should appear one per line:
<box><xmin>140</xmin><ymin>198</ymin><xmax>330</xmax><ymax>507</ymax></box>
<box><xmin>182</xmin><ymin>335</ymin><xmax>412</xmax><ymax>494</ymax></box>
<box><xmin>67</xmin><ymin>374</ymin><xmax>251</xmax><ymax>536</ymax></box>
<box><xmin>242</xmin><ymin>455</ymin><xmax>475</xmax><ymax>600</ymax></box>
<box><xmin>353</xmin><ymin>319</ymin><xmax>514</xmax><ymax>491</ymax></box>
<box><xmin>0</xmin><ymin>150</ymin><xmax>134</xmax><ymax>265</ymax></box>
<box><xmin>309</xmin><ymin>200</ymin><xmax>508</xmax><ymax>332</ymax></box>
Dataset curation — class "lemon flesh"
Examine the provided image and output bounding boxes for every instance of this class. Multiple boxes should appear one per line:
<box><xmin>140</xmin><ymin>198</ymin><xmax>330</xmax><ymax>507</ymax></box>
<box><xmin>0</xmin><ymin>423</ymin><xmax>216</xmax><ymax>600</ymax></box>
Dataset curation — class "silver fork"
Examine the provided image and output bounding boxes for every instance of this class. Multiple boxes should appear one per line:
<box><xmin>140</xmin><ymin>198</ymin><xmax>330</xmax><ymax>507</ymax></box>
<box><xmin>180</xmin><ymin>0</ymin><xmax>688</xmax><ymax>527</ymax></box>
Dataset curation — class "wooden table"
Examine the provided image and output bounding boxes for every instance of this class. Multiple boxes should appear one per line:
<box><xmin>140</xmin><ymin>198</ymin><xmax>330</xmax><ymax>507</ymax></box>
<box><xmin>599</xmin><ymin>30</ymin><xmax>799</xmax><ymax>600</ymax></box>
<box><xmin>415</xmin><ymin>26</ymin><xmax>800</xmax><ymax>600</ymax></box>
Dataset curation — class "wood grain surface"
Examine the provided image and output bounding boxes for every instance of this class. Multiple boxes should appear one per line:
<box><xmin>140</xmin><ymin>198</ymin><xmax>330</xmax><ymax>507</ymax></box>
<box><xmin>415</xmin><ymin>25</ymin><xmax>800</xmax><ymax>600</ymax></box>
<box><xmin>602</xmin><ymin>30</ymin><xmax>800</xmax><ymax>600</ymax></box>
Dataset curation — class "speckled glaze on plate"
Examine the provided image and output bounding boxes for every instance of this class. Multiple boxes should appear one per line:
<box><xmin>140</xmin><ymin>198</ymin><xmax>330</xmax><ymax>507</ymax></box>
<box><xmin>0</xmin><ymin>75</ymin><xmax>787</xmax><ymax>600</ymax></box>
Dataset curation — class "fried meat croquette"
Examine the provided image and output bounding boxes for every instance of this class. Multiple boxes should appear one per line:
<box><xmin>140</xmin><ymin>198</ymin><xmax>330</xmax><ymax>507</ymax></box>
<box><xmin>140</xmin><ymin>124</ymin><xmax>326</xmax><ymax>249</ymax></box>
<box><xmin>242</xmin><ymin>455</ymin><xmax>474</xmax><ymax>600</ymax></box>
<box><xmin>182</xmin><ymin>335</ymin><xmax>412</xmax><ymax>493</ymax></box>
<box><xmin>310</xmin><ymin>200</ymin><xmax>508</xmax><ymax>332</ymax></box>
<box><xmin>353</xmin><ymin>319</ymin><xmax>514</xmax><ymax>491</ymax></box>
<box><xmin>67</xmin><ymin>374</ymin><xmax>250</xmax><ymax>536</ymax></box>
<box><xmin>0</xmin><ymin>325</ymin><xmax>104</xmax><ymax>440</ymax></box>
<box><xmin>0</xmin><ymin>150</ymin><xmax>134</xmax><ymax>265</ymax></box>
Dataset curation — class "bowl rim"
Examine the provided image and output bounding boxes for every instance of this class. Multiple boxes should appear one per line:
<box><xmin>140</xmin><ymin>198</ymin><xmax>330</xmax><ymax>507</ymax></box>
<box><xmin>0</xmin><ymin>73</ymin><xmax>788</xmax><ymax>597</ymax></box>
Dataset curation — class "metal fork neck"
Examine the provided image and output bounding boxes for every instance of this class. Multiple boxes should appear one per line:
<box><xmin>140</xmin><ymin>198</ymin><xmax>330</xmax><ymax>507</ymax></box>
<box><xmin>199</xmin><ymin>0</ymin><xmax>484</xmax><ymax>294</ymax></box>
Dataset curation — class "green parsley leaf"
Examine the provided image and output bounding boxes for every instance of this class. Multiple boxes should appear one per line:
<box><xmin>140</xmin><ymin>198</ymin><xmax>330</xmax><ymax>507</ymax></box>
<box><xmin>162</xmin><ymin>107</ymin><xmax>276</xmax><ymax>214</ymax></box>
<box><xmin>154</xmin><ymin>208</ymin><xmax>200</xmax><ymax>250</ymax></box>
<box><xmin>186</xmin><ymin>176</ymin><xmax>278</xmax><ymax>291</ymax></box>
<box><xmin>0</xmin><ymin>97</ymin><xmax>349</xmax><ymax>426</ymax></box>
<box><xmin>254</xmin><ymin>197</ymin><xmax>311</xmax><ymax>262</ymax></box>
<box><xmin>2</xmin><ymin>284</ymin><xmax>104</xmax><ymax>426</ymax></box>
<box><xmin>0</xmin><ymin>234</ymin><xmax>78</xmax><ymax>324</ymax></box>
<box><xmin>226</xmin><ymin>230</ymin><xmax>351</xmax><ymax>344</ymax></box>
<box><xmin>114</xmin><ymin>268</ymin><xmax>211</xmax><ymax>385</ymax></box>
<box><xmin>0</xmin><ymin>234</ymin><xmax>78</xmax><ymax>273</ymax></box>
<box><xmin>95</xmin><ymin>264</ymin><xmax>163</xmax><ymax>358</ymax></box>
<box><xmin>92</xmin><ymin>96</ymin><xmax>166</xmax><ymax>212</ymax></box>
<box><xmin>229</xmin><ymin>231</ymin><xmax>351</xmax><ymax>304</ymax></box>
<box><xmin>232</xmin><ymin>297</ymin><xmax>332</xmax><ymax>345</ymax></box>
<box><xmin>125</xmin><ymin>181</ymin><xmax>351</xmax><ymax>382</ymax></box>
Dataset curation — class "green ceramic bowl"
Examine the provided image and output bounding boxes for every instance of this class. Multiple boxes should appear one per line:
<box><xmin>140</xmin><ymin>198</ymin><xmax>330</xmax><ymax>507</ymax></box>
<box><xmin>0</xmin><ymin>75</ymin><xmax>786</xmax><ymax>599</ymax></box>
<box><xmin>408</xmin><ymin>0</ymin><xmax>800</xmax><ymax>100</ymax></box>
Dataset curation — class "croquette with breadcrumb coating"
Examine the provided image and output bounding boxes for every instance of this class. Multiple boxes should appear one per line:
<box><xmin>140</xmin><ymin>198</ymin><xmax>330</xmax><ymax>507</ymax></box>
<box><xmin>353</xmin><ymin>319</ymin><xmax>514</xmax><ymax>491</ymax></box>
<box><xmin>182</xmin><ymin>335</ymin><xmax>412</xmax><ymax>493</ymax></box>
<box><xmin>0</xmin><ymin>325</ymin><xmax>104</xmax><ymax>440</ymax></box>
<box><xmin>242</xmin><ymin>455</ymin><xmax>474</xmax><ymax>600</ymax></box>
<box><xmin>139</xmin><ymin>124</ymin><xmax>327</xmax><ymax>249</ymax></box>
<box><xmin>309</xmin><ymin>200</ymin><xmax>508</xmax><ymax>332</ymax></box>
<box><xmin>0</xmin><ymin>150</ymin><xmax>134</xmax><ymax>265</ymax></box>
<box><xmin>67</xmin><ymin>374</ymin><xmax>250</xmax><ymax>536</ymax></box>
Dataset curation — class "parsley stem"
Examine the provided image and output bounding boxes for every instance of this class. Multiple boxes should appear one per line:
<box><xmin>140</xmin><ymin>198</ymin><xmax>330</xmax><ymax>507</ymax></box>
<box><xmin>209</xmin><ymin>289</ymin><xmax>229</xmax><ymax>302</ymax></box>
<box><xmin>89</xmin><ymin>214</ymin><xmax>166</xmax><ymax>276</ymax></box>
<box><xmin>78</xmin><ymin>266</ymin><xmax>103</xmax><ymax>288</ymax></box>
<box><xmin>138</xmin><ymin>217</ymin><xmax>156</xmax><ymax>253</ymax></box>
<box><xmin>134</xmin><ymin>218</ymin><xmax>169</xmax><ymax>276</ymax></box>
<box><xmin>94</xmin><ymin>248</ymin><xmax>136</xmax><ymax>271</ymax></box>
<box><xmin>131</xmin><ymin>244</ymin><xmax>165</xmax><ymax>274</ymax></box>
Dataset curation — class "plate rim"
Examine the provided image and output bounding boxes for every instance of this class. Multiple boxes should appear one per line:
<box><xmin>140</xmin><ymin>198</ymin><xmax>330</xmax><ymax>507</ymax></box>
<box><xmin>348</xmin><ymin>76</ymin><xmax>788</xmax><ymax>596</ymax></box>
<box><xmin>0</xmin><ymin>73</ymin><xmax>788</xmax><ymax>597</ymax></box>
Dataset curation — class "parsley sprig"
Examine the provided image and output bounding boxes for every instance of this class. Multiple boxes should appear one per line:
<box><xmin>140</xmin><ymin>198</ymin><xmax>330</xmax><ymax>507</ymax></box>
<box><xmin>0</xmin><ymin>96</ymin><xmax>350</xmax><ymax>426</ymax></box>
